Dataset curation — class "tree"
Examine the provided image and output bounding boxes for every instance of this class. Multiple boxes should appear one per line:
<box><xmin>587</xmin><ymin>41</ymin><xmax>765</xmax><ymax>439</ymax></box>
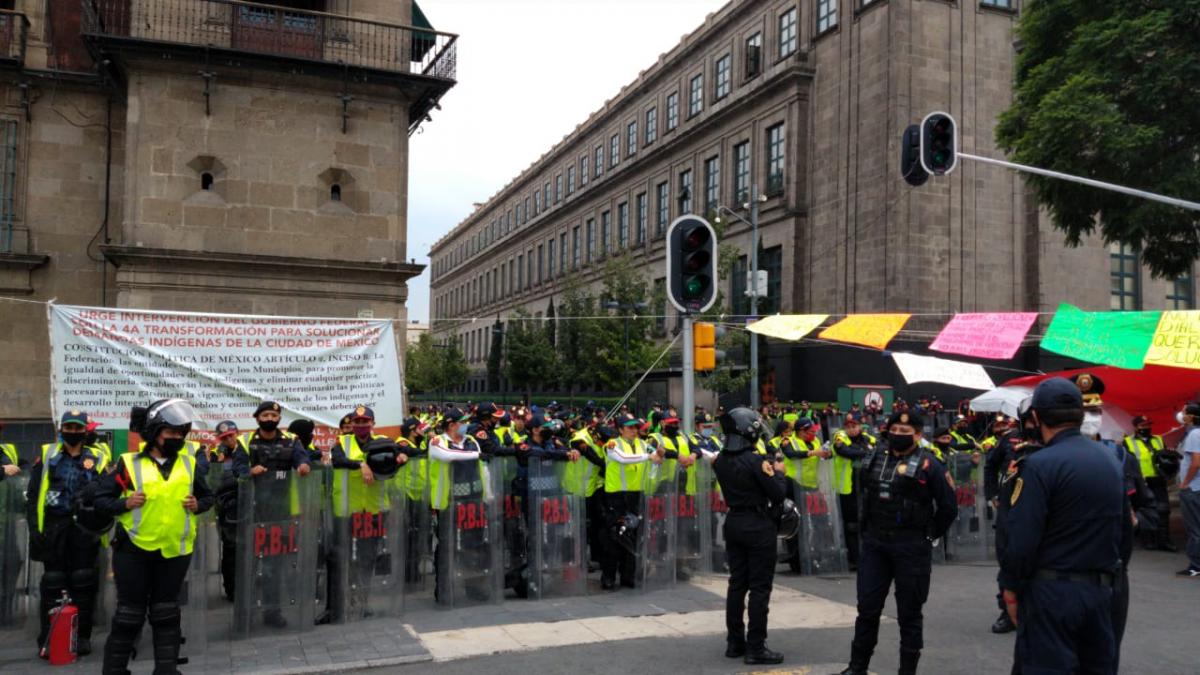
<box><xmin>592</xmin><ymin>254</ymin><xmax>658</xmax><ymax>393</ymax></box>
<box><xmin>504</xmin><ymin>310</ymin><xmax>554</xmax><ymax>402</ymax></box>
<box><xmin>404</xmin><ymin>332</ymin><xmax>468</xmax><ymax>398</ymax></box>
<box><xmin>996</xmin><ymin>0</ymin><xmax>1200</xmax><ymax>278</ymax></box>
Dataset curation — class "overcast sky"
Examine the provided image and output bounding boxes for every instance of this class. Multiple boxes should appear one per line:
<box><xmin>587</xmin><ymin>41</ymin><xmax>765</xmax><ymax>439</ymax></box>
<box><xmin>406</xmin><ymin>0</ymin><xmax>729</xmax><ymax>324</ymax></box>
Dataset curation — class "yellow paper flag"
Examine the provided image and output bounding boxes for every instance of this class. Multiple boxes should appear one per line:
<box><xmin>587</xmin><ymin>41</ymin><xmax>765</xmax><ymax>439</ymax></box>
<box><xmin>818</xmin><ymin>314</ymin><xmax>911</xmax><ymax>350</ymax></box>
<box><xmin>1144</xmin><ymin>310</ymin><xmax>1200</xmax><ymax>369</ymax></box>
<box><xmin>747</xmin><ymin>314</ymin><xmax>829</xmax><ymax>341</ymax></box>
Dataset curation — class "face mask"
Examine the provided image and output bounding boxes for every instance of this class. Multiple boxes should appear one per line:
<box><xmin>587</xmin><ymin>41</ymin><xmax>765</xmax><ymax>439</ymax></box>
<box><xmin>259</xmin><ymin>420</ymin><xmax>279</xmax><ymax>432</ymax></box>
<box><xmin>888</xmin><ymin>434</ymin><xmax>914</xmax><ymax>452</ymax></box>
<box><xmin>353</xmin><ymin>424</ymin><xmax>373</xmax><ymax>438</ymax></box>
<box><xmin>61</xmin><ymin>431</ymin><xmax>87</xmax><ymax>447</ymax></box>
<box><xmin>1177</xmin><ymin>411</ymin><xmax>1189</xmax><ymax>426</ymax></box>
<box><xmin>700</xmin><ymin>428</ymin><xmax>714</xmax><ymax>438</ymax></box>
<box><xmin>664</xmin><ymin>425</ymin><xmax>679</xmax><ymax>436</ymax></box>
<box><xmin>1136</xmin><ymin>428</ymin><xmax>1151</xmax><ymax>439</ymax></box>
<box><xmin>1080</xmin><ymin>412</ymin><xmax>1102</xmax><ymax>438</ymax></box>
<box><xmin>935</xmin><ymin>441</ymin><xmax>951</xmax><ymax>450</ymax></box>
<box><xmin>161</xmin><ymin>437</ymin><xmax>186</xmax><ymax>457</ymax></box>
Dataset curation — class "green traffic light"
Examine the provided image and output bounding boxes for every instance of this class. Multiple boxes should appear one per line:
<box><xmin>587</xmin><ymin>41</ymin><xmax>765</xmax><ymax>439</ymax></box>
<box><xmin>684</xmin><ymin>276</ymin><xmax>707</xmax><ymax>299</ymax></box>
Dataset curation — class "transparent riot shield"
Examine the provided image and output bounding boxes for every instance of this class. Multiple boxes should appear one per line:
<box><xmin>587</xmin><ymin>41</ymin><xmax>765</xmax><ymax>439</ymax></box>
<box><xmin>527</xmin><ymin>458</ymin><xmax>586</xmax><ymax>599</ymax></box>
<box><xmin>435</xmin><ymin>459</ymin><xmax>502</xmax><ymax>607</ymax></box>
<box><xmin>638</xmin><ymin>460</ymin><xmax>677</xmax><ymax>591</ymax></box>
<box><xmin>329</xmin><ymin>467</ymin><xmax>405</xmax><ymax>622</ymax></box>
<box><xmin>797</xmin><ymin>460</ymin><xmax>848</xmax><ymax>576</ymax></box>
<box><xmin>0</xmin><ymin>475</ymin><xmax>32</xmax><ymax>663</ymax></box>
<box><xmin>945</xmin><ymin>453</ymin><xmax>988</xmax><ymax>562</ymax></box>
<box><xmin>179</xmin><ymin>512</ymin><xmax>207</xmax><ymax>664</ymax></box>
<box><xmin>674</xmin><ymin>459</ymin><xmax>703</xmax><ymax>580</ymax></box>
<box><xmin>696</xmin><ymin>458</ymin><xmax>728</xmax><ymax>574</ymax></box>
<box><xmin>398</xmin><ymin>456</ymin><xmax>434</xmax><ymax>597</ymax></box>
<box><xmin>232</xmin><ymin>471</ymin><xmax>320</xmax><ymax>638</ymax></box>
<box><xmin>493</xmin><ymin>456</ymin><xmax>529</xmax><ymax>597</ymax></box>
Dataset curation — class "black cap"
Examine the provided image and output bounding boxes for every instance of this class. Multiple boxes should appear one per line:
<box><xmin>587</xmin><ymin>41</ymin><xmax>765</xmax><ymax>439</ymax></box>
<box><xmin>287</xmin><ymin>419</ymin><xmax>314</xmax><ymax>436</ymax></box>
<box><xmin>774</xmin><ymin>419</ymin><xmax>792</xmax><ymax>435</ymax></box>
<box><xmin>474</xmin><ymin>402</ymin><xmax>504</xmax><ymax>420</ymax></box>
<box><xmin>1031</xmin><ymin>377</ymin><xmax>1083</xmax><ymax>411</ymax></box>
<box><xmin>444</xmin><ymin>407</ymin><xmax>470</xmax><ymax>423</ymax></box>
<box><xmin>795</xmin><ymin>417</ymin><xmax>815</xmax><ymax>430</ymax></box>
<box><xmin>933</xmin><ymin>427</ymin><xmax>951</xmax><ymax>438</ymax></box>
<box><xmin>886</xmin><ymin>410</ymin><xmax>925</xmax><ymax>429</ymax></box>
<box><xmin>254</xmin><ymin>401</ymin><xmax>282</xmax><ymax>417</ymax></box>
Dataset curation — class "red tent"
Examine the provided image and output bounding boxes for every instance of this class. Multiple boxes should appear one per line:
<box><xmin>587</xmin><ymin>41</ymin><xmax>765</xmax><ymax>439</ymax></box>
<box><xmin>1005</xmin><ymin>365</ymin><xmax>1200</xmax><ymax>439</ymax></box>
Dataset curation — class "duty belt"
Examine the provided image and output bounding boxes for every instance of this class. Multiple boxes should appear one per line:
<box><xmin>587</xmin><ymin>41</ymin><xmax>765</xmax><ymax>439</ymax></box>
<box><xmin>1033</xmin><ymin>569</ymin><xmax>1116</xmax><ymax>587</ymax></box>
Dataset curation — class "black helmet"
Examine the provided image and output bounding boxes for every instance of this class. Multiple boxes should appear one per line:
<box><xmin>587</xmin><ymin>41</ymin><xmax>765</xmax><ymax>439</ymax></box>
<box><xmin>131</xmin><ymin>399</ymin><xmax>201</xmax><ymax>446</ymax></box>
<box><xmin>1153</xmin><ymin>448</ymin><xmax>1182</xmax><ymax>480</ymax></box>
<box><xmin>718</xmin><ymin>407</ymin><xmax>771</xmax><ymax>452</ymax></box>
<box><xmin>364</xmin><ymin>437</ymin><xmax>401</xmax><ymax>478</ymax></box>
<box><xmin>776</xmin><ymin>498</ymin><xmax>801</xmax><ymax>540</ymax></box>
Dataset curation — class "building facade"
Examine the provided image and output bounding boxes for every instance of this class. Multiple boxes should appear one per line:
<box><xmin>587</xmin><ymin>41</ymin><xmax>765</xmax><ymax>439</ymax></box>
<box><xmin>426</xmin><ymin>0</ymin><xmax>1192</xmax><ymax>402</ymax></box>
<box><xmin>0</xmin><ymin>0</ymin><xmax>455</xmax><ymax>441</ymax></box>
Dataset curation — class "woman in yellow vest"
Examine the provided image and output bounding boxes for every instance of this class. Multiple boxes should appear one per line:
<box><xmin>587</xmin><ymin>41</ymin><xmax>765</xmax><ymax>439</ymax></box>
<box><xmin>93</xmin><ymin>399</ymin><xmax>213</xmax><ymax>675</ymax></box>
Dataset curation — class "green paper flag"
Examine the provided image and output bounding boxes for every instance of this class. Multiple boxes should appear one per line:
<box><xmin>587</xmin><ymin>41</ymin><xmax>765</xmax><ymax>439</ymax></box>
<box><xmin>1040</xmin><ymin>303</ymin><xmax>1161</xmax><ymax>369</ymax></box>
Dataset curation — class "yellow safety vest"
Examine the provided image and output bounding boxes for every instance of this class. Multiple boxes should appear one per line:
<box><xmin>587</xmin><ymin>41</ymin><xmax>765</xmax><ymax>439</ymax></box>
<box><xmin>428</xmin><ymin>434</ymin><xmax>488</xmax><ymax>510</ymax></box>
<box><xmin>569</xmin><ymin>429</ymin><xmax>604</xmax><ymax>497</ymax></box>
<box><xmin>115</xmin><ymin>452</ymin><xmax>197</xmax><ymax>558</ymax></box>
<box><xmin>334</xmin><ymin>433</ymin><xmax>389</xmax><ymax>516</ymax></box>
<box><xmin>137</xmin><ymin>440</ymin><xmax>203</xmax><ymax>459</ymax></box>
<box><xmin>604</xmin><ymin>437</ymin><xmax>648</xmax><ymax>494</ymax></box>
<box><xmin>950</xmin><ymin>431</ymin><xmax>977</xmax><ymax>452</ymax></box>
<box><xmin>36</xmin><ymin>443</ymin><xmax>108</xmax><ymax>532</ymax></box>
<box><xmin>496</xmin><ymin>426</ymin><xmax>526</xmax><ymax>447</ymax></box>
<box><xmin>653</xmin><ymin>433</ymin><xmax>696</xmax><ymax>495</ymax></box>
<box><xmin>774</xmin><ymin>436</ymin><xmax>820</xmax><ymax>486</ymax></box>
<box><xmin>1124</xmin><ymin>435</ymin><xmax>1165</xmax><ymax>479</ymax></box>
<box><xmin>395</xmin><ymin>437</ymin><xmax>428</xmax><ymax>501</ymax></box>
<box><xmin>831</xmin><ymin>431</ymin><xmax>875</xmax><ymax>496</ymax></box>
<box><xmin>0</xmin><ymin>443</ymin><xmax>17</xmax><ymax>465</ymax></box>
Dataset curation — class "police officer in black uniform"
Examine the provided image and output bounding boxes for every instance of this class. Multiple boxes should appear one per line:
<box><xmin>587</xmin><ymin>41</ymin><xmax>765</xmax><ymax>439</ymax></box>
<box><xmin>984</xmin><ymin>414</ymin><xmax>1021</xmax><ymax>634</ymax></box>
<box><xmin>712</xmin><ymin>407</ymin><xmax>787</xmax><ymax>666</ymax></box>
<box><xmin>998</xmin><ymin>378</ymin><xmax>1124</xmax><ymax>675</ymax></box>
<box><xmin>837</xmin><ymin>410</ymin><xmax>957</xmax><ymax>675</ymax></box>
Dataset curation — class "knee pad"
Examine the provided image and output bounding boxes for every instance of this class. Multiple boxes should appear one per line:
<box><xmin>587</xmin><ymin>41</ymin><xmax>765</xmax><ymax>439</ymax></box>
<box><xmin>148</xmin><ymin>602</ymin><xmax>181</xmax><ymax>628</ymax></box>
<box><xmin>113</xmin><ymin>604</ymin><xmax>146</xmax><ymax>633</ymax></box>
<box><xmin>69</xmin><ymin>567</ymin><xmax>99</xmax><ymax>592</ymax></box>
<box><xmin>40</xmin><ymin>570</ymin><xmax>68</xmax><ymax>594</ymax></box>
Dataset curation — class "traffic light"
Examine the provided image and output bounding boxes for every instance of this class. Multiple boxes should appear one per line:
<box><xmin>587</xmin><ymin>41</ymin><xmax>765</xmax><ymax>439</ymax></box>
<box><xmin>920</xmin><ymin>111</ymin><xmax>957</xmax><ymax>176</ymax></box>
<box><xmin>693</xmin><ymin>321</ymin><xmax>716</xmax><ymax>372</ymax></box>
<box><xmin>900</xmin><ymin>124</ymin><xmax>928</xmax><ymax>187</ymax></box>
<box><xmin>666</xmin><ymin>216</ymin><xmax>718</xmax><ymax>314</ymax></box>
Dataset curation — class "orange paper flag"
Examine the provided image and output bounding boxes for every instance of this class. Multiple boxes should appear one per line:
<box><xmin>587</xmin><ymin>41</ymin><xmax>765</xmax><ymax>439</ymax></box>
<box><xmin>818</xmin><ymin>314</ymin><xmax>911</xmax><ymax>350</ymax></box>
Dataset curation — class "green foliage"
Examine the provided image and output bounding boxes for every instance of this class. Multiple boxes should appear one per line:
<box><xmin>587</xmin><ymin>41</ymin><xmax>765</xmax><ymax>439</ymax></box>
<box><xmin>405</xmin><ymin>332</ymin><xmax>468</xmax><ymax>394</ymax></box>
<box><xmin>996</xmin><ymin>0</ymin><xmax>1200</xmax><ymax>277</ymax></box>
<box><xmin>503</xmin><ymin>310</ymin><xmax>554</xmax><ymax>399</ymax></box>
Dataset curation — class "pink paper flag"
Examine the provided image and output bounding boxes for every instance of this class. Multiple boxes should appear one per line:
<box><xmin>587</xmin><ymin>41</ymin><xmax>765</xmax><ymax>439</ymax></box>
<box><xmin>930</xmin><ymin>313</ymin><xmax>1039</xmax><ymax>360</ymax></box>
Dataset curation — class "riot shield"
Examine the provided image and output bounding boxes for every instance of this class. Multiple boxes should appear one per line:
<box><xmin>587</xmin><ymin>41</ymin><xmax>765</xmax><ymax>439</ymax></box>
<box><xmin>329</xmin><ymin>467</ymin><xmax>405</xmax><ymax>622</ymax></box>
<box><xmin>797</xmin><ymin>460</ymin><xmax>848</xmax><ymax>576</ymax></box>
<box><xmin>179</xmin><ymin>511</ymin><xmax>208</xmax><ymax>663</ymax></box>
<box><xmin>674</xmin><ymin>459</ymin><xmax>703</xmax><ymax>579</ymax></box>
<box><xmin>637</xmin><ymin>460</ymin><xmax>677</xmax><ymax>591</ymax></box>
<box><xmin>527</xmin><ymin>458</ymin><xmax>586</xmax><ymax>599</ymax></box>
<box><xmin>696</xmin><ymin>458</ymin><xmax>728</xmax><ymax>574</ymax></box>
<box><xmin>945</xmin><ymin>453</ymin><xmax>988</xmax><ymax>562</ymax></box>
<box><xmin>434</xmin><ymin>459</ymin><xmax>502</xmax><ymax>607</ymax></box>
<box><xmin>232</xmin><ymin>471</ymin><xmax>320</xmax><ymax>638</ymax></box>
<box><xmin>0</xmin><ymin>475</ymin><xmax>32</xmax><ymax>662</ymax></box>
<box><xmin>398</xmin><ymin>455</ymin><xmax>434</xmax><ymax>597</ymax></box>
<box><xmin>493</xmin><ymin>456</ymin><xmax>529</xmax><ymax>597</ymax></box>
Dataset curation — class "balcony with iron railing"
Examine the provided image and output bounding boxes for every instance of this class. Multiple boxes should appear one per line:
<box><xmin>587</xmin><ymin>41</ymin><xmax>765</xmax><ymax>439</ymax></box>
<box><xmin>82</xmin><ymin>0</ymin><xmax>456</xmax><ymax>94</ymax></box>
<box><xmin>0</xmin><ymin>9</ymin><xmax>29</xmax><ymax>67</ymax></box>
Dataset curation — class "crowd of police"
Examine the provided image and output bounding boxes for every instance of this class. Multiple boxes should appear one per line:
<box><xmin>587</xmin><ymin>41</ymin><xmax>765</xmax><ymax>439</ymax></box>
<box><xmin>0</xmin><ymin>373</ymin><xmax>1193</xmax><ymax>674</ymax></box>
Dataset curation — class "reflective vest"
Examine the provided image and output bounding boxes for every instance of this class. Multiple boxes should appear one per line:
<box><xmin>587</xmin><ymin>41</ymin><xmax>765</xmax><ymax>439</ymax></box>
<box><xmin>395</xmin><ymin>437</ymin><xmax>428</xmax><ymax>501</ymax></box>
<box><xmin>980</xmin><ymin>435</ymin><xmax>999</xmax><ymax>452</ymax></box>
<box><xmin>950</xmin><ymin>431</ymin><xmax>977</xmax><ymax>452</ymax></box>
<box><xmin>36</xmin><ymin>443</ymin><xmax>109</xmax><ymax>532</ymax></box>
<box><xmin>831</xmin><ymin>431</ymin><xmax>875</xmax><ymax>496</ymax></box>
<box><xmin>115</xmin><ymin>452</ymin><xmax>197</xmax><ymax>558</ymax></box>
<box><xmin>567</xmin><ymin>429</ymin><xmax>602</xmax><ymax>497</ymax></box>
<box><xmin>0</xmin><ymin>443</ymin><xmax>16</xmax><ymax>465</ymax></box>
<box><xmin>87</xmin><ymin>441</ymin><xmax>112</xmax><ymax>463</ymax></box>
<box><xmin>755</xmin><ymin>438</ymin><xmax>768</xmax><ymax>456</ymax></box>
<box><xmin>496</xmin><ymin>426</ymin><xmax>526</xmax><ymax>447</ymax></box>
<box><xmin>653</xmin><ymin>433</ymin><xmax>695</xmax><ymax>495</ymax></box>
<box><xmin>428</xmin><ymin>434</ymin><xmax>488</xmax><ymax>510</ymax></box>
<box><xmin>334</xmin><ymin>433</ymin><xmax>389</xmax><ymax>516</ymax></box>
<box><xmin>604</xmin><ymin>437</ymin><xmax>648</xmax><ymax>494</ymax></box>
<box><xmin>773</xmin><ymin>436</ymin><xmax>819</xmax><ymax>486</ymax></box>
<box><xmin>1124</xmin><ymin>435</ymin><xmax>1165</xmax><ymax>479</ymax></box>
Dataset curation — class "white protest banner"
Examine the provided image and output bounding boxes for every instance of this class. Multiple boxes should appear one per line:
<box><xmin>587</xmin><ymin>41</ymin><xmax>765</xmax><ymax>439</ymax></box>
<box><xmin>48</xmin><ymin>304</ymin><xmax>404</xmax><ymax>442</ymax></box>
<box><xmin>891</xmin><ymin>352</ymin><xmax>994</xmax><ymax>391</ymax></box>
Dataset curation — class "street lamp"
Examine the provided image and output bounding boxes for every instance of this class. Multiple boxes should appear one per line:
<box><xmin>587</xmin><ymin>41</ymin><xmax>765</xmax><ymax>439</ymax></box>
<box><xmin>605</xmin><ymin>300</ymin><xmax>650</xmax><ymax>389</ymax></box>
<box><xmin>713</xmin><ymin>185</ymin><xmax>768</xmax><ymax>409</ymax></box>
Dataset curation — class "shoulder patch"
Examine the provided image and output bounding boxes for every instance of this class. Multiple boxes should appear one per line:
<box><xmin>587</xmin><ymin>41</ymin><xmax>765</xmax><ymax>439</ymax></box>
<box><xmin>1010</xmin><ymin>477</ymin><xmax>1024</xmax><ymax>506</ymax></box>
<box><xmin>475</xmin><ymin>431</ymin><xmax>487</xmax><ymax>440</ymax></box>
<box><xmin>761</xmin><ymin>460</ymin><xmax>775</xmax><ymax>477</ymax></box>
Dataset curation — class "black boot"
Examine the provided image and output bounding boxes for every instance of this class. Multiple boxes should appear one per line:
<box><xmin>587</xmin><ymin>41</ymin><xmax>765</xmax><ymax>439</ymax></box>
<box><xmin>835</xmin><ymin>642</ymin><xmax>872</xmax><ymax>675</ymax></box>
<box><xmin>102</xmin><ymin>604</ymin><xmax>145</xmax><ymax>675</ymax></box>
<box><xmin>991</xmin><ymin>610</ymin><xmax>1015</xmax><ymax>634</ymax></box>
<box><xmin>899</xmin><ymin>648</ymin><xmax>921</xmax><ymax>675</ymax></box>
<box><xmin>148</xmin><ymin>602</ymin><xmax>183</xmax><ymax>675</ymax></box>
<box><xmin>744</xmin><ymin>644</ymin><xmax>784</xmax><ymax>665</ymax></box>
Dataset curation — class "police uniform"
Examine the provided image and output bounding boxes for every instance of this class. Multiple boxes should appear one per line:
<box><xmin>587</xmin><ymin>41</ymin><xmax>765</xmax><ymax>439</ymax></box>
<box><xmin>600</xmin><ymin>415</ymin><xmax>654</xmax><ymax>590</ymax></box>
<box><xmin>428</xmin><ymin>407</ymin><xmax>493</xmax><ymax>604</ymax></box>
<box><xmin>831</xmin><ymin>415</ymin><xmax>875</xmax><ymax>568</ymax></box>
<box><xmin>839</xmin><ymin>411</ymin><xmax>956</xmax><ymax>675</ymax></box>
<box><xmin>711</xmin><ymin>408</ymin><xmax>786</xmax><ymax>665</ymax></box>
<box><xmin>208</xmin><ymin>421</ymin><xmax>245</xmax><ymax>601</ymax></box>
<box><xmin>1112</xmin><ymin>442</ymin><xmax>1155</xmax><ymax>672</ymax></box>
<box><xmin>984</xmin><ymin>426</ymin><xmax>1022</xmax><ymax>633</ymax></box>
<box><xmin>998</xmin><ymin>378</ymin><xmax>1124</xmax><ymax>675</ymax></box>
<box><xmin>396</xmin><ymin>419</ymin><xmax>431</xmax><ymax>585</ymax></box>
<box><xmin>569</xmin><ymin>424</ymin><xmax>608</xmax><ymax>568</ymax></box>
<box><xmin>1123</xmin><ymin>418</ymin><xmax>1175</xmax><ymax>551</ymax></box>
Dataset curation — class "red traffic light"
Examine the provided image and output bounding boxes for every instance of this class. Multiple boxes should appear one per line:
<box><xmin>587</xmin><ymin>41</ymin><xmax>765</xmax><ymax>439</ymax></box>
<box><xmin>683</xmin><ymin>226</ymin><xmax>710</xmax><ymax>250</ymax></box>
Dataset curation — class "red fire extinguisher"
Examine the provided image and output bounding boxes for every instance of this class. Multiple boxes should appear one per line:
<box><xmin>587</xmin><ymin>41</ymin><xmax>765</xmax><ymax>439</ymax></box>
<box><xmin>41</xmin><ymin>590</ymin><xmax>78</xmax><ymax>665</ymax></box>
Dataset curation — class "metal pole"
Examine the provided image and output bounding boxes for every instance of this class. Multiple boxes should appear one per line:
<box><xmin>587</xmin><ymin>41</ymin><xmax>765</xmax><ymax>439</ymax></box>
<box><xmin>959</xmin><ymin>152</ymin><xmax>1200</xmax><ymax>212</ymax></box>
<box><xmin>623</xmin><ymin>312</ymin><xmax>630</xmax><ymax>387</ymax></box>
<box><xmin>682</xmin><ymin>314</ymin><xmax>695</xmax><ymax>435</ymax></box>
<box><xmin>749</xmin><ymin>184</ymin><xmax>760</xmax><ymax>410</ymax></box>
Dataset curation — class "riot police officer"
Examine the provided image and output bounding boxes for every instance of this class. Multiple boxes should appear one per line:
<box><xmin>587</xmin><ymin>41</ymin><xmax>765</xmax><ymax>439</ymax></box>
<box><xmin>94</xmin><ymin>399</ymin><xmax>214</xmax><ymax>675</ymax></box>
<box><xmin>600</xmin><ymin>414</ymin><xmax>663</xmax><ymax>590</ymax></box>
<box><xmin>27</xmin><ymin>410</ymin><xmax>109</xmax><ymax>657</ymax></box>
<box><xmin>831</xmin><ymin>413</ymin><xmax>875</xmax><ymax>569</ymax></box>
<box><xmin>712</xmin><ymin>407</ymin><xmax>787</xmax><ymax>665</ymax></box>
<box><xmin>984</xmin><ymin>414</ymin><xmax>1021</xmax><ymax>634</ymax></box>
<box><xmin>998</xmin><ymin>378</ymin><xmax>1124</xmax><ymax>675</ymax></box>
<box><xmin>209</xmin><ymin>420</ymin><xmax>245</xmax><ymax>601</ymax></box>
<box><xmin>837</xmin><ymin>411</ymin><xmax>956</xmax><ymax>675</ymax></box>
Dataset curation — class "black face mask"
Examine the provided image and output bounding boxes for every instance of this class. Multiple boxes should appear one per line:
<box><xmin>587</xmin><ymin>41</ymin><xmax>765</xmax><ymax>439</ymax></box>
<box><xmin>61</xmin><ymin>431</ymin><xmax>87</xmax><ymax>447</ymax></box>
<box><xmin>935</xmin><ymin>441</ymin><xmax>951</xmax><ymax>450</ymax></box>
<box><xmin>1136</xmin><ymin>428</ymin><xmax>1152</xmax><ymax>439</ymax></box>
<box><xmin>258</xmin><ymin>420</ymin><xmax>279</xmax><ymax>433</ymax></box>
<box><xmin>888</xmin><ymin>434</ymin><xmax>914</xmax><ymax>452</ymax></box>
<box><xmin>664</xmin><ymin>425</ymin><xmax>679</xmax><ymax>436</ymax></box>
<box><xmin>161</xmin><ymin>438</ymin><xmax>186</xmax><ymax>457</ymax></box>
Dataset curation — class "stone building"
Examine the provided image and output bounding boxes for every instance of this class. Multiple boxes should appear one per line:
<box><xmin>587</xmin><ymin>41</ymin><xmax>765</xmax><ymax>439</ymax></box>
<box><xmin>0</xmin><ymin>0</ymin><xmax>455</xmax><ymax>448</ymax></box>
<box><xmin>427</xmin><ymin>0</ymin><xmax>1193</xmax><ymax>404</ymax></box>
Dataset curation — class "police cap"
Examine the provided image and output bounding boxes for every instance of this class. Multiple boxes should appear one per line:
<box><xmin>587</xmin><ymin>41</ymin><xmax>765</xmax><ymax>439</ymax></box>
<box><xmin>886</xmin><ymin>410</ymin><xmax>924</xmax><ymax>430</ymax></box>
<box><xmin>474</xmin><ymin>402</ymin><xmax>504</xmax><ymax>420</ymax></box>
<box><xmin>287</xmin><ymin>419</ymin><xmax>314</xmax><ymax>436</ymax></box>
<box><xmin>254</xmin><ymin>401</ymin><xmax>282</xmax><ymax>417</ymax></box>
<box><xmin>1030</xmin><ymin>377</ymin><xmax>1083</xmax><ymax>411</ymax></box>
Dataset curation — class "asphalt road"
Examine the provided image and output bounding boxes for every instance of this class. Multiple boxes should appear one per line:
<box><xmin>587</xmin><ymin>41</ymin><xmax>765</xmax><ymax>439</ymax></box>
<box><xmin>376</xmin><ymin>548</ymin><xmax>1197</xmax><ymax>675</ymax></box>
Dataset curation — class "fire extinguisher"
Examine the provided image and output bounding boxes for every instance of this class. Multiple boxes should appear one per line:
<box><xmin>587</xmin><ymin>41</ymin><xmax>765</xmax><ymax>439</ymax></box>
<box><xmin>41</xmin><ymin>590</ymin><xmax>78</xmax><ymax>665</ymax></box>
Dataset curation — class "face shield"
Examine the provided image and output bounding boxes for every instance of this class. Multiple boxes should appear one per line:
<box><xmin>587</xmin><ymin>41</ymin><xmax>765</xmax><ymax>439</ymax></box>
<box><xmin>148</xmin><ymin>399</ymin><xmax>205</xmax><ymax>430</ymax></box>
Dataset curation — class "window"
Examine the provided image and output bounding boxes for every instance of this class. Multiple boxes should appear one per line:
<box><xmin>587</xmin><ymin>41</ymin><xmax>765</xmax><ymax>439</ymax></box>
<box><xmin>656</xmin><ymin>181</ymin><xmax>670</xmax><ymax>237</ymax></box>
<box><xmin>734</xmin><ymin>141</ymin><xmax>751</xmax><ymax>203</ymax></box>
<box><xmin>595</xmin><ymin>146</ymin><xmax>605</xmax><ymax>178</ymax></box>
<box><xmin>526</xmin><ymin>250</ymin><xmax>533</xmax><ymax>290</ymax></box>
<box><xmin>600</xmin><ymin>210</ymin><xmax>611</xmax><ymax>256</ymax></box>
<box><xmin>981</xmin><ymin>0</ymin><xmax>1014</xmax><ymax>7</ymax></box>
<box><xmin>761</xmin><ymin>246</ymin><xmax>782</xmax><ymax>314</ymax></box>
<box><xmin>666</xmin><ymin>92</ymin><xmax>679</xmax><ymax>131</ymax></box>
<box><xmin>522</xmin><ymin>197</ymin><xmax>530</xmax><ymax>223</ymax></box>
<box><xmin>518</xmin><ymin>254</ymin><xmax>525</xmax><ymax>291</ymax></box>
<box><xmin>1109</xmin><ymin>243</ymin><xmax>1141</xmax><ymax>310</ymax></box>
<box><xmin>506</xmin><ymin>210</ymin><xmax>513</xmax><ymax>233</ymax></box>
<box><xmin>627</xmin><ymin>121</ymin><xmax>638</xmax><ymax>157</ymax></box>
<box><xmin>586</xmin><ymin>219</ymin><xmax>595</xmax><ymax>263</ymax></box>
<box><xmin>543</xmin><ymin>183</ymin><xmax>551</xmax><ymax>211</ymax></box>
<box><xmin>581</xmin><ymin>155</ymin><xmax>590</xmax><ymax>186</ymax></box>
<box><xmin>572</xmin><ymin>226</ymin><xmax>581</xmax><ymax>269</ymax></box>
<box><xmin>559</xmin><ymin>233</ymin><xmax>567</xmax><ymax>274</ymax></box>
<box><xmin>766</xmin><ymin>123</ymin><xmax>786</xmax><ymax>195</ymax></box>
<box><xmin>201</xmin><ymin>172</ymin><xmax>215</xmax><ymax>191</ymax></box>
<box><xmin>500</xmin><ymin>262</ymin><xmax>507</xmax><ymax>297</ymax></box>
<box><xmin>555</xmin><ymin>175</ymin><xmax>563</xmax><ymax>204</ymax></box>
<box><xmin>547</xmin><ymin>238</ymin><xmax>555</xmax><ymax>278</ymax></box>
<box><xmin>610</xmin><ymin>135</ymin><xmax>620</xmax><ymax>168</ymax></box>
<box><xmin>653</xmin><ymin>278</ymin><xmax>667</xmax><ymax>336</ymax></box>
<box><xmin>688</xmin><ymin>74</ymin><xmax>704</xmax><ymax>117</ymax></box>
<box><xmin>636</xmin><ymin>192</ymin><xmax>647</xmax><ymax>244</ymax></box>
<box><xmin>1169</xmin><ymin>272</ymin><xmax>1194</xmax><ymax>309</ymax></box>
<box><xmin>815</xmin><ymin>1</ymin><xmax>835</xmax><ymax>35</ymax></box>
<box><xmin>679</xmin><ymin>170</ymin><xmax>693</xmax><ymax>214</ymax></box>
<box><xmin>704</xmin><ymin>156</ymin><xmax>720</xmax><ymax>215</ymax></box>
<box><xmin>533</xmin><ymin>190</ymin><xmax>541</xmax><ymax>216</ymax></box>
<box><xmin>715</xmin><ymin>54</ymin><xmax>731</xmax><ymax>100</ymax></box>
<box><xmin>745</xmin><ymin>32</ymin><xmax>763</xmax><ymax>79</ymax></box>
<box><xmin>567</xmin><ymin>166</ymin><xmax>576</xmax><ymax>195</ymax></box>
<box><xmin>618</xmin><ymin>202</ymin><xmax>629</xmax><ymax>248</ymax></box>
<box><xmin>537</xmin><ymin>245</ymin><xmax>544</xmax><ymax>284</ymax></box>
<box><xmin>645</xmin><ymin>108</ymin><xmax>658</xmax><ymax>145</ymax></box>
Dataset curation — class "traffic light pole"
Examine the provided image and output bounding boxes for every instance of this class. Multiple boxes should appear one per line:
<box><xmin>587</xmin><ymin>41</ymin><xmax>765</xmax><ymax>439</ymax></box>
<box><xmin>682</xmin><ymin>313</ymin><xmax>695</xmax><ymax>435</ymax></box>
<box><xmin>749</xmin><ymin>184</ymin><xmax>760</xmax><ymax>410</ymax></box>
